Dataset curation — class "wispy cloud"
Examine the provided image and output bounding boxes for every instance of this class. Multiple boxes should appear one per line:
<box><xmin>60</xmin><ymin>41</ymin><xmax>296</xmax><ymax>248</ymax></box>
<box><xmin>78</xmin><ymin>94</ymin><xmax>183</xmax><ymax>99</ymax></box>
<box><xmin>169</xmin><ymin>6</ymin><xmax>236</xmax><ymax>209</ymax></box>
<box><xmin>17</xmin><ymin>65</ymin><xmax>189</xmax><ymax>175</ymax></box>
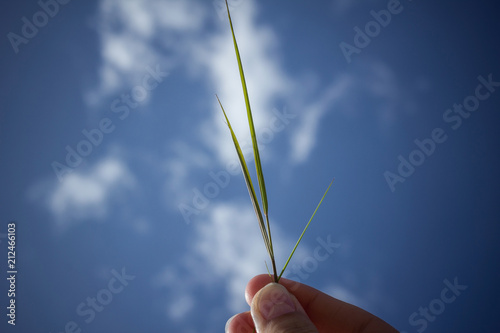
<box><xmin>29</xmin><ymin>157</ymin><xmax>135</xmax><ymax>227</ymax></box>
<box><xmin>290</xmin><ymin>74</ymin><xmax>354</xmax><ymax>163</ymax></box>
<box><xmin>189</xmin><ymin>0</ymin><xmax>294</xmax><ymax>164</ymax></box>
<box><xmin>85</xmin><ymin>0</ymin><xmax>207</xmax><ymax>106</ymax></box>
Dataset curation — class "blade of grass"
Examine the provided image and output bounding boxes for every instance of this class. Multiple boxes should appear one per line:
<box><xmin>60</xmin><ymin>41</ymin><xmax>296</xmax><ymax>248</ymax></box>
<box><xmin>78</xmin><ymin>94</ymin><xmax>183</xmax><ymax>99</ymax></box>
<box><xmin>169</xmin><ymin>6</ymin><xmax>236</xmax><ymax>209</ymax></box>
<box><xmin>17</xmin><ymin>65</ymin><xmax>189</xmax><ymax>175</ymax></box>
<box><xmin>277</xmin><ymin>179</ymin><xmax>335</xmax><ymax>281</ymax></box>
<box><xmin>224</xmin><ymin>0</ymin><xmax>277</xmax><ymax>281</ymax></box>
<box><xmin>216</xmin><ymin>95</ymin><xmax>273</xmax><ymax>259</ymax></box>
<box><xmin>223</xmin><ymin>0</ymin><xmax>268</xmax><ymax>215</ymax></box>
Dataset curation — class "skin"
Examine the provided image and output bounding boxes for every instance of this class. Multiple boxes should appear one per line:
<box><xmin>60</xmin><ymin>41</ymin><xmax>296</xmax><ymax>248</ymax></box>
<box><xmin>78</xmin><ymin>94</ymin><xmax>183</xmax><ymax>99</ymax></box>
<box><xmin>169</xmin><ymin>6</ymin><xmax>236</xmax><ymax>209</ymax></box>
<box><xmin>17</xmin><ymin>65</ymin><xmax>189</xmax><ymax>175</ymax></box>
<box><xmin>226</xmin><ymin>274</ymin><xmax>399</xmax><ymax>333</ymax></box>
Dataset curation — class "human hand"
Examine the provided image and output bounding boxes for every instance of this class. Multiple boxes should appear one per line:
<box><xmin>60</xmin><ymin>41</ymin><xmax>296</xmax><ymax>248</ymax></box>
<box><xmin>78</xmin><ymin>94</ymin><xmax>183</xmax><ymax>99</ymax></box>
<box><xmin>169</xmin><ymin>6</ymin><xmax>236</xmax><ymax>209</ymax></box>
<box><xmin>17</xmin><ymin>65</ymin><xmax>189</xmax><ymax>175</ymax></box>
<box><xmin>225</xmin><ymin>274</ymin><xmax>399</xmax><ymax>333</ymax></box>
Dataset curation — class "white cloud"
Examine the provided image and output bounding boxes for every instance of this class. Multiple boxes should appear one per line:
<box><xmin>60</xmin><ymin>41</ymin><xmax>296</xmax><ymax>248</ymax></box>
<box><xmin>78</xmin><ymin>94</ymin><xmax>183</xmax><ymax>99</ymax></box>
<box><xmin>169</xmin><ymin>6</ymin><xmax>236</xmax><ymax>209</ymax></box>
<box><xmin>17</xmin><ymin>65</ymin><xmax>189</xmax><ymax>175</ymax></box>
<box><xmin>152</xmin><ymin>202</ymin><xmax>308</xmax><ymax>319</ymax></box>
<box><xmin>290</xmin><ymin>75</ymin><xmax>354</xmax><ymax>163</ymax></box>
<box><xmin>31</xmin><ymin>157</ymin><xmax>135</xmax><ymax>227</ymax></box>
<box><xmin>88</xmin><ymin>0</ymin><xmax>387</xmax><ymax>190</ymax></box>
<box><xmin>167</xmin><ymin>294</ymin><xmax>195</xmax><ymax>320</ymax></box>
<box><xmin>85</xmin><ymin>0</ymin><xmax>207</xmax><ymax>106</ymax></box>
<box><xmin>291</xmin><ymin>61</ymin><xmax>410</xmax><ymax>162</ymax></box>
<box><xmin>101</xmin><ymin>1</ymin><xmax>155</xmax><ymax>38</ymax></box>
<box><xmin>88</xmin><ymin>0</ymin><xmax>411</xmax><ymax>180</ymax></box>
<box><xmin>189</xmin><ymin>3</ymin><xmax>409</xmax><ymax>168</ymax></box>
<box><xmin>194</xmin><ymin>203</ymin><xmax>270</xmax><ymax>311</ymax></box>
<box><xmin>190</xmin><ymin>0</ymin><xmax>294</xmax><ymax>164</ymax></box>
<box><xmin>87</xmin><ymin>0</ymin><xmax>349</xmax><ymax>170</ymax></box>
<box><xmin>152</xmin><ymin>0</ymin><xmax>206</xmax><ymax>31</ymax></box>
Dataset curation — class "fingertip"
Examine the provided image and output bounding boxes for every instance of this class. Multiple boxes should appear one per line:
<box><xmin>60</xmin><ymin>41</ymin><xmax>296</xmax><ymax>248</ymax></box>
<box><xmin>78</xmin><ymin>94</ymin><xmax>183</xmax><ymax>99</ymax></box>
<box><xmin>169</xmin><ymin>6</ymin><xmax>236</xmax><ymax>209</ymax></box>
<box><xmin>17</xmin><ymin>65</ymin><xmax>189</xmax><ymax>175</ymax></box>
<box><xmin>245</xmin><ymin>274</ymin><xmax>275</xmax><ymax>305</ymax></box>
<box><xmin>225</xmin><ymin>312</ymin><xmax>254</xmax><ymax>333</ymax></box>
<box><xmin>250</xmin><ymin>283</ymin><xmax>317</xmax><ymax>333</ymax></box>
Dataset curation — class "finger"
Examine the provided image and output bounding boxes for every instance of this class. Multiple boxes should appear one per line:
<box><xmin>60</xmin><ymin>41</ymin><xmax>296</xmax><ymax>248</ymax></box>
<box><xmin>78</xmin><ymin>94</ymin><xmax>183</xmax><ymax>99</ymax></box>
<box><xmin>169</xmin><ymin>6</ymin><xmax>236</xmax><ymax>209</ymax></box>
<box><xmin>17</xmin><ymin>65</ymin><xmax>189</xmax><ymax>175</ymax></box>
<box><xmin>246</xmin><ymin>275</ymin><xmax>398</xmax><ymax>333</ymax></box>
<box><xmin>250</xmin><ymin>282</ymin><xmax>318</xmax><ymax>333</ymax></box>
<box><xmin>226</xmin><ymin>311</ymin><xmax>255</xmax><ymax>333</ymax></box>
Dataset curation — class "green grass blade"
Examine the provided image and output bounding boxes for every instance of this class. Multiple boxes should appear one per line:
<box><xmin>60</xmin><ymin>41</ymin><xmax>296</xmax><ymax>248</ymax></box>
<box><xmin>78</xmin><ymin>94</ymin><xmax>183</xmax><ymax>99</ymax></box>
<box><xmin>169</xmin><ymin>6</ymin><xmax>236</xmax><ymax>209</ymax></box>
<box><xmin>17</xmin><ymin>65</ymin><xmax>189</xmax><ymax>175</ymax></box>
<box><xmin>277</xmin><ymin>179</ymin><xmax>335</xmax><ymax>281</ymax></box>
<box><xmin>224</xmin><ymin>0</ymin><xmax>268</xmax><ymax>217</ymax></box>
<box><xmin>224</xmin><ymin>0</ymin><xmax>277</xmax><ymax>280</ymax></box>
<box><xmin>216</xmin><ymin>95</ymin><xmax>273</xmax><ymax>259</ymax></box>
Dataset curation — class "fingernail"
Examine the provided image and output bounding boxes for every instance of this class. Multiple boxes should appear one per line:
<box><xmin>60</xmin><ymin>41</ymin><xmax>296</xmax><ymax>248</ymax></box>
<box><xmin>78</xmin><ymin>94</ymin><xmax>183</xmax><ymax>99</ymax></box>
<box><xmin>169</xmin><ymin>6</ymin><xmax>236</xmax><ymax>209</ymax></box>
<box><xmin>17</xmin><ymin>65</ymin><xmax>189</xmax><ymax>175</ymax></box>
<box><xmin>257</xmin><ymin>283</ymin><xmax>296</xmax><ymax>320</ymax></box>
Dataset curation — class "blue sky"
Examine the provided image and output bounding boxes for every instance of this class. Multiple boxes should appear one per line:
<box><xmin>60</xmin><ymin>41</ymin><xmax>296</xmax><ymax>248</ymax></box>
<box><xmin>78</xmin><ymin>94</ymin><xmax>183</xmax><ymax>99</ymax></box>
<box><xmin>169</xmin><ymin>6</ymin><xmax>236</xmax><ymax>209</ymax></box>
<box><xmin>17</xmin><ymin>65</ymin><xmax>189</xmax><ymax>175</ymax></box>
<box><xmin>1</xmin><ymin>0</ymin><xmax>499</xmax><ymax>332</ymax></box>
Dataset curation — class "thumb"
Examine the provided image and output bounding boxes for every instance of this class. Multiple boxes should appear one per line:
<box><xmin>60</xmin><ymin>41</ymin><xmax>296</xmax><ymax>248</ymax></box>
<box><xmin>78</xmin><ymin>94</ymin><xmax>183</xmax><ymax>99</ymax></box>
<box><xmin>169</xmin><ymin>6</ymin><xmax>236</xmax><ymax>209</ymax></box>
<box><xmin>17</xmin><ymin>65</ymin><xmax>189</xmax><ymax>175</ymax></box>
<box><xmin>250</xmin><ymin>283</ymin><xmax>318</xmax><ymax>333</ymax></box>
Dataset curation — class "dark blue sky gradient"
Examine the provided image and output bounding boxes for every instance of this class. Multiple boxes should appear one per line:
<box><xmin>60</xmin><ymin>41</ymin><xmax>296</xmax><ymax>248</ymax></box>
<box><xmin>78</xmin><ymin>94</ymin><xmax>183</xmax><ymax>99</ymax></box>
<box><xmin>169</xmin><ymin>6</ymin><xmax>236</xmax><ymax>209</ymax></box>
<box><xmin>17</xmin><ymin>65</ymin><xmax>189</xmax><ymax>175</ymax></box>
<box><xmin>1</xmin><ymin>1</ymin><xmax>499</xmax><ymax>332</ymax></box>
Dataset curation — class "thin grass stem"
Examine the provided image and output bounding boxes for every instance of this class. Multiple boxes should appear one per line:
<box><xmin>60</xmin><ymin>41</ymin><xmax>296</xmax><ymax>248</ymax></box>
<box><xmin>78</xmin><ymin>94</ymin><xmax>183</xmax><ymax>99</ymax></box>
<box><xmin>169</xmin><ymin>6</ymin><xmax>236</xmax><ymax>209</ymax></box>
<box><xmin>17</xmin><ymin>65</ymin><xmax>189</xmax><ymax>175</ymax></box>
<box><xmin>278</xmin><ymin>179</ymin><xmax>335</xmax><ymax>281</ymax></box>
